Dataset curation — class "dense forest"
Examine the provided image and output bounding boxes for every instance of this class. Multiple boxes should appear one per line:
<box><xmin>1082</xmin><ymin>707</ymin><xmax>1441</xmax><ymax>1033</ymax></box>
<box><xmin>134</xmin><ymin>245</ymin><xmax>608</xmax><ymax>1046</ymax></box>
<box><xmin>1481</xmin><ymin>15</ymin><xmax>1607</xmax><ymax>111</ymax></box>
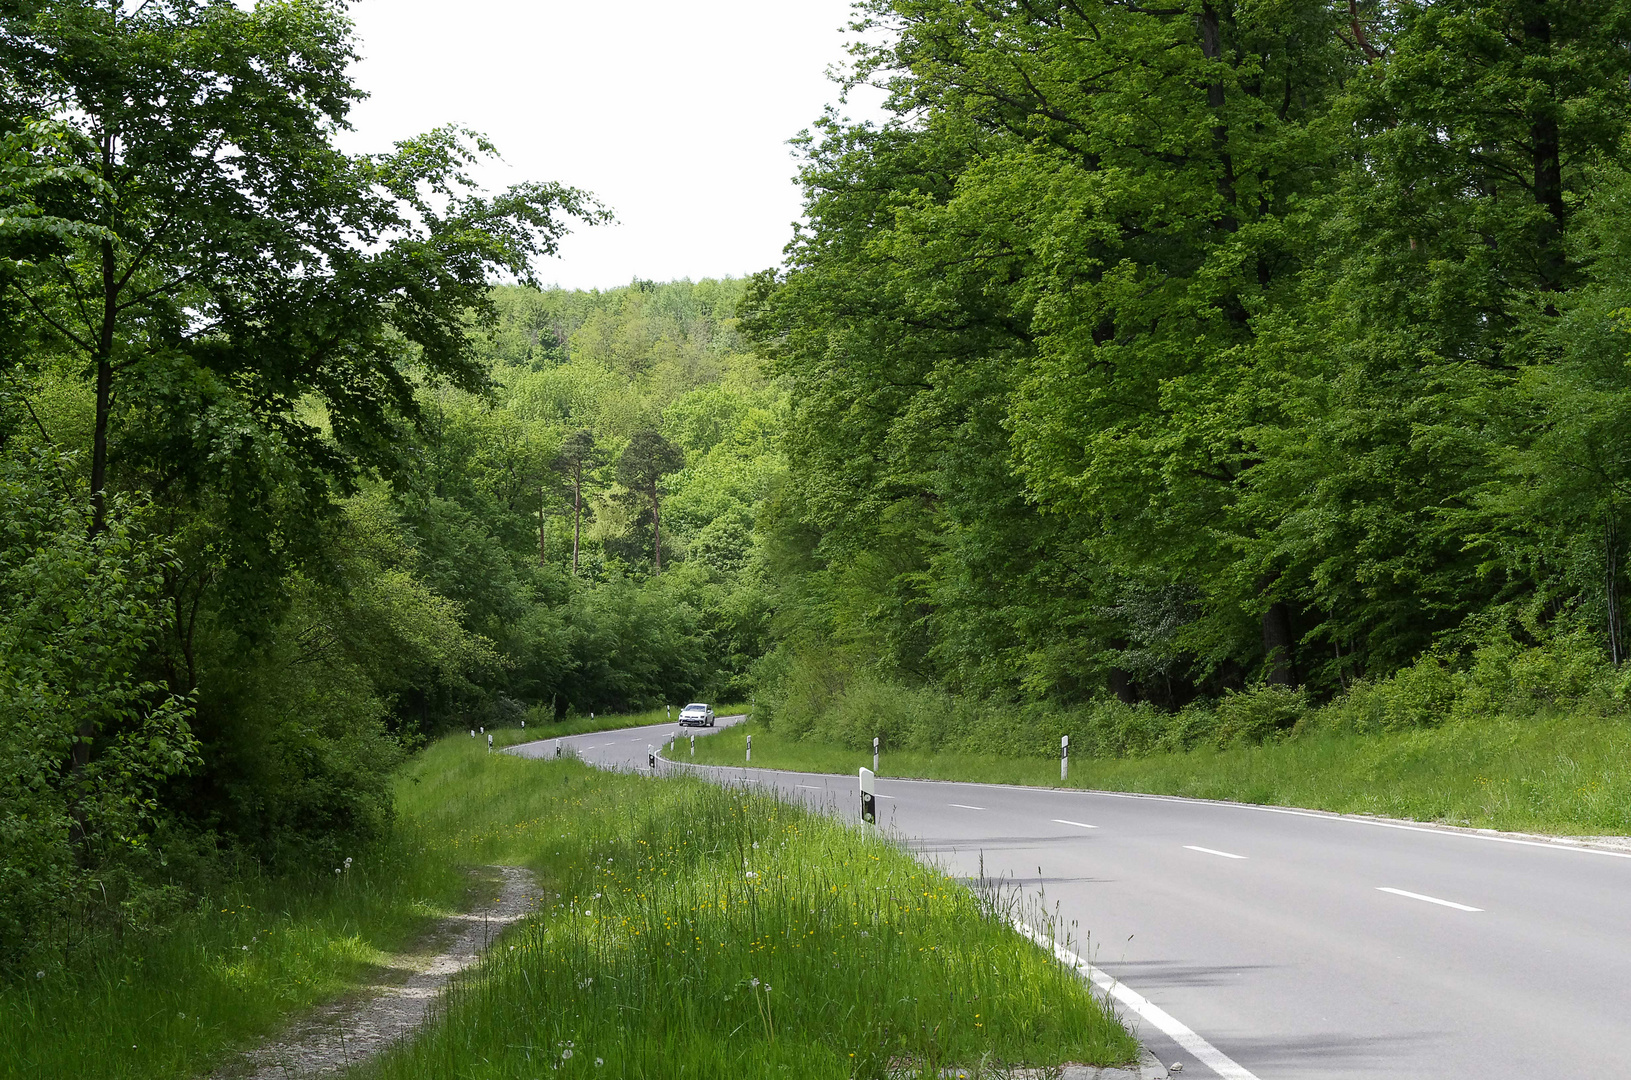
<box><xmin>8</xmin><ymin>0</ymin><xmax>1631</xmax><ymax>973</ymax></box>
<box><xmin>0</xmin><ymin>0</ymin><xmax>782</xmax><ymax>963</ymax></box>
<box><xmin>741</xmin><ymin>0</ymin><xmax>1631</xmax><ymax>750</ymax></box>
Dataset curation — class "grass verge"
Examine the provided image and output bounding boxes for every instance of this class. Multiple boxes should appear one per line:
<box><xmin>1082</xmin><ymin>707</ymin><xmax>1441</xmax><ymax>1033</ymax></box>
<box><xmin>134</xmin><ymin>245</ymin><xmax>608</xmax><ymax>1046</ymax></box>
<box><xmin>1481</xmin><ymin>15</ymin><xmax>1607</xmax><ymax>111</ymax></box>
<box><xmin>363</xmin><ymin>738</ymin><xmax>1137</xmax><ymax>1078</ymax></box>
<box><xmin>0</xmin><ymin>833</ymin><xmax>469</xmax><ymax>1080</ymax></box>
<box><xmin>486</xmin><ymin>703</ymin><xmax>750</xmax><ymax>749</ymax></box>
<box><xmin>687</xmin><ymin>716</ymin><xmax>1631</xmax><ymax>837</ymax></box>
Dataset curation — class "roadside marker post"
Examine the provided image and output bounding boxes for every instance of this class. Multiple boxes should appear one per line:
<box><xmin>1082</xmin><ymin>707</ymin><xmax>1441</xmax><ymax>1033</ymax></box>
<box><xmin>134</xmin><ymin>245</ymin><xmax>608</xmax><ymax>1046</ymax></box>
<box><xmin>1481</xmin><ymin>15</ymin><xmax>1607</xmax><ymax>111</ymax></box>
<box><xmin>1061</xmin><ymin>735</ymin><xmax>1069</xmax><ymax>782</ymax></box>
<box><xmin>520</xmin><ymin>719</ymin><xmax>525</xmax><ymax>729</ymax></box>
<box><xmin>648</xmin><ymin>746</ymin><xmax>656</xmax><ymax>772</ymax></box>
<box><xmin>859</xmin><ymin>767</ymin><xmax>876</xmax><ymax>825</ymax></box>
<box><xmin>746</xmin><ymin>734</ymin><xmax>752</xmax><ymax>763</ymax></box>
<box><xmin>690</xmin><ymin>734</ymin><xmax>695</xmax><ymax>757</ymax></box>
<box><xmin>487</xmin><ymin>733</ymin><xmax>493</xmax><ymax>753</ymax></box>
<box><xmin>873</xmin><ymin>736</ymin><xmax>880</xmax><ymax>773</ymax></box>
<box><xmin>554</xmin><ymin>739</ymin><xmax>562</xmax><ymax>759</ymax></box>
<box><xmin>470</xmin><ymin>729</ymin><xmax>475</xmax><ymax>738</ymax></box>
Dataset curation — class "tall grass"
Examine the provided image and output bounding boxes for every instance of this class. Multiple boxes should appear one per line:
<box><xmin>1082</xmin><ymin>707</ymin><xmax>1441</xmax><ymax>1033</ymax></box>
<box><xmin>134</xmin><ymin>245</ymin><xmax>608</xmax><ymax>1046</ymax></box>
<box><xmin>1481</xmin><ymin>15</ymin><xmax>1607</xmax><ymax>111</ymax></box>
<box><xmin>0</xmin><ymin>832</ymin><xmax>468</xmax><ymax>1080</ymax></box>
<box><xmin>370</xmin><ymin>740</ymin><xmax>1136</xmax><ymax>1079</ymax></box>
<box><xmin>690</xmin><ymin>715</ymin><xmax>1631</xmax><ymax>837</ymax></box>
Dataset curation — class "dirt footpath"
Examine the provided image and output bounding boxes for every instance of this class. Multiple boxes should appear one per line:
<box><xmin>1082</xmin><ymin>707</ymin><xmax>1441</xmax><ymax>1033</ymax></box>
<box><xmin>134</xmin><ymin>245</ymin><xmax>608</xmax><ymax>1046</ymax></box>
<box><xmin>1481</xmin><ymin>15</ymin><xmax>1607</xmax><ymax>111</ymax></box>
<box><xmin>212</xmin><ymin>865</ymin><xmax>537</xmax><ymax>1079</ymax></box>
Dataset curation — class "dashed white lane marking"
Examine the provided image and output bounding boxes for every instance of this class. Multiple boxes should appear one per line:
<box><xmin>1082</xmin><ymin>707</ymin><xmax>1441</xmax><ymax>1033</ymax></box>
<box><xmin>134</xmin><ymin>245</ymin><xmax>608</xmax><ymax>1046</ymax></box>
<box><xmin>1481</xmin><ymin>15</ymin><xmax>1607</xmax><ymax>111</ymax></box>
<box><xmin>1185</xmin><ymin>845</ymin><xmax>1247</xmax><ymax>860</ymax></box>
<box><xmin>1052</xmin><ymin>819</ymin><xmax>1098</xmax><ymax>829</ymax></box>
<box><xmin>1015</xmin><ymin>923</ymin><xmax>1261</xmax><ymax>1080</ymax></box>
<box><xmin>949</xmin><ymin>803</ymin><xmax>986</xmax><ymax>811</ymax></box>
<box><xmin>796</xmin><ymin>785</ymin><xmax>824</xmax><ymax>790</ymax></box>
<box><xmin>1377</xmin><ymin>887</ymin><xmax>1483</xmax><ymax>912</ymax></box>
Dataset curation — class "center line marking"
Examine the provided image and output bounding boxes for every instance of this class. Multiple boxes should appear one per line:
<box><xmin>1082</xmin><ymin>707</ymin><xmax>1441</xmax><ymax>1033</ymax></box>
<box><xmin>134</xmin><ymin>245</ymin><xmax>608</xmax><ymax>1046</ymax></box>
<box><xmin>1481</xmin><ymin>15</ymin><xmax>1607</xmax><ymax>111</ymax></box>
<box><xmin>949</xmin><ymin>803</ymin><xmax>986</xmax><ymax>811</ymax></box>
<box><xmin>1377</xmin><ymin>887</ymin><xmax>1482</xmax><ymax>912</ymax></box>
<box><xmin>1053</xmin><ymin>819</ymin><xmax>1099</xmax><ymax>829</ymax></box>
<box><xmin>1186</xmin><ymin>845</ymin><xmax>1247</xmax><ymax>860</ymax></box>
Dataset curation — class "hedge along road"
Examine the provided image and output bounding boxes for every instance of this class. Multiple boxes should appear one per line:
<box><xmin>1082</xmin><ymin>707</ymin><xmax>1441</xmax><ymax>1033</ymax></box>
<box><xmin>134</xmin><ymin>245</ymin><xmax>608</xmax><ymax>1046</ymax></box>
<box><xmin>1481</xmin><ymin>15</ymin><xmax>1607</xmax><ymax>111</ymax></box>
<box><xmin>508</xmin><ymin>720</ymin><xmax>1631</xmax><ymax>1079</ymax></box>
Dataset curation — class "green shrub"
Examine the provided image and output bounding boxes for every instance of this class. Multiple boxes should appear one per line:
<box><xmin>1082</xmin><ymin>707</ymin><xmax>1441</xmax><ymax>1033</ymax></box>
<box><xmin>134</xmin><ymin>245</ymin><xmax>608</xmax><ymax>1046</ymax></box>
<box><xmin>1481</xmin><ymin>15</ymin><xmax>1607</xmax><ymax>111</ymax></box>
<box><xmin>0</xmin><ymin>448</ymin><xmax>198</xmax><ymax>967</ymax></box>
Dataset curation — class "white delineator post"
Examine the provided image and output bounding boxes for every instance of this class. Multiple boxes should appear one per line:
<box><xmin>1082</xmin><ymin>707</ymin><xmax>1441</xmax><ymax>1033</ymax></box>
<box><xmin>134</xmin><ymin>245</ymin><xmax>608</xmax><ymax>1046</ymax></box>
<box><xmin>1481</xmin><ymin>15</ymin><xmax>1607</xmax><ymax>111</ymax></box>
<box><xmin>859</xmin><ymin>767</ymin><xmax>876</xmax><ymax>825</ymax></box>
<box><xmin>746</xmin><ymin>734</ymin><xmax>752</xmax><ymax>763</ymax></box>
<box><xmin>487</xmin><ymin>733</ymin><xmax>493</xmax><ymax>752</ymax></box>
<box><xmin>873</xmin><ymin>736</ymin><xmax>880</xmax><ymax>773</ymax></box>
<box><xmin>690</xmin><ymin>734</ymin><xmax>695</xmax><ymax>757</ymax></box>
<box><xmin>648</xmin><ymin>746</ymin><xmax>656</xmax><ymax>772</ymax></box>
<box><xmin>555</xmin><ymin>738</ymin><xmax>562</xmax><ymax>759</ymax></box>
<box><xmin>1061</xmin><ymin>734</ymin><xmax>1069</xmax><ymax>782</ymax></box>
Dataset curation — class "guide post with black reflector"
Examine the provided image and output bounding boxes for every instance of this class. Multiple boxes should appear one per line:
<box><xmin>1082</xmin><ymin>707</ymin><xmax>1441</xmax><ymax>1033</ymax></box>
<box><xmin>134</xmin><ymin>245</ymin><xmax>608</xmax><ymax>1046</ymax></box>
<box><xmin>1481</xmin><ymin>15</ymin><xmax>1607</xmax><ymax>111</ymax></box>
<box><xmin>648</xmin><ymin>746</ymin><xmax>656</xmax><ymax>772</ymax></box>
<box><xmin>746</xmin><ymin>734</ymin><xmax>752</xmax><ymax>762</ymax></box>
<box><xmin>690</xmin><ymin>734</ymin><xmax>695</xmax><ymax>756</ymax></box>
<box><xmin>873</xmin><ymin>736</ymin><xmax>880</xmax><ymax>772</ymax></box>
<box><xmin>1061</xmin><ymin>734</ymin><xmax>1069</xmax><ymax>782</ymax></box>
<box><xmin>859</xmin><ymin>767</ymin><xmax>876</xmax><ymax>825</ymax></box>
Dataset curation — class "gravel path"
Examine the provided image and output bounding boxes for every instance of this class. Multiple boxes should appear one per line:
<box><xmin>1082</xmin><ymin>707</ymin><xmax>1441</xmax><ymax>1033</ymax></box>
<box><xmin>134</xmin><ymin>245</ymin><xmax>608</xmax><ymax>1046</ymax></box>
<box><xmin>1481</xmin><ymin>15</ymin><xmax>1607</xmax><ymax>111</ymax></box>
<box><xmin>212</xmin><ymin>865</ymin><xmax>537</xmax><ymax>1079</ymax></box>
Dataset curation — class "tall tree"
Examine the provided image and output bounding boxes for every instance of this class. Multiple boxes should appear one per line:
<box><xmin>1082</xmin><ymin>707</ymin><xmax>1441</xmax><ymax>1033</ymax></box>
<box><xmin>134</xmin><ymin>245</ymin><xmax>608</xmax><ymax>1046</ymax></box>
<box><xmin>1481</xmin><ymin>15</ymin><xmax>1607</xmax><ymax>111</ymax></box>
<box><xmin>0</xmin><ymin>0</ymin><xmax>605</xmax><ymax>551</ymax></box>
<box><xmin>617</xmin><ymin>428</ymin><xmax>684</xmax><ymax>573</ymax></box>
<box><xmin>554</xmin><ymin>427</ymin><xmax>599</xmax><ymax>572</ymax></box>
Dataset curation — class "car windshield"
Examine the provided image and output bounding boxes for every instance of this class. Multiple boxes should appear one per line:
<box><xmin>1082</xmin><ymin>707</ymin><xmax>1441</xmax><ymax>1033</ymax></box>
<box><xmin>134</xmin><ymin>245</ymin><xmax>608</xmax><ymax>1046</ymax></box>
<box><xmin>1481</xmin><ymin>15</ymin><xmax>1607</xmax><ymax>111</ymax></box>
<box><xmin>686</xmin><ymin>704</ymin><xmax>708</xmax><ymax>710</ymax></box>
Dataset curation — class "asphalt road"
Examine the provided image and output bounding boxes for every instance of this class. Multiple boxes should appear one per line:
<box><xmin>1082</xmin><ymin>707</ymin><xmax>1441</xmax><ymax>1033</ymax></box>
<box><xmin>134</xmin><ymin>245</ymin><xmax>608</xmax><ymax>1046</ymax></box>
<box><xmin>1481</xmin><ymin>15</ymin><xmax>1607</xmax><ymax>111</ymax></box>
<box><xmin>510</xmin><ymin>718</ymin><xmax>1631</xmax><ymax>1079</ymax></box>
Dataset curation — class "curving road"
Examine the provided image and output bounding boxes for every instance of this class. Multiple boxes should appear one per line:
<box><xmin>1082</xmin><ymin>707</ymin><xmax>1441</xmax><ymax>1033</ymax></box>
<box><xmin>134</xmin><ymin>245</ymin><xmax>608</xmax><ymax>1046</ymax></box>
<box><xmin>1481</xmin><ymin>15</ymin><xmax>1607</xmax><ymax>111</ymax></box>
<box><xmin>510</xmin><ymin>718</ymin><xmax>1631</xmax><ymax>1079</ymax></box>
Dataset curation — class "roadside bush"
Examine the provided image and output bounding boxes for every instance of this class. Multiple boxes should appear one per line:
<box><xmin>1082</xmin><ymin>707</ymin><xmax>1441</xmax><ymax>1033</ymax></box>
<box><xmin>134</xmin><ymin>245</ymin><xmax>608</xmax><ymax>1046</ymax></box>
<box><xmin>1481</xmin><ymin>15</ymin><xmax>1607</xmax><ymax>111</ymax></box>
<box><xmin>757</xmin><ymin>624</ymin><xmax>1631</xmax><ymax>768</ymax></box>
<box><xmin>0</xmin><ymin>448</ymin><xmax>198</xmax><ymax>967</ymax></box>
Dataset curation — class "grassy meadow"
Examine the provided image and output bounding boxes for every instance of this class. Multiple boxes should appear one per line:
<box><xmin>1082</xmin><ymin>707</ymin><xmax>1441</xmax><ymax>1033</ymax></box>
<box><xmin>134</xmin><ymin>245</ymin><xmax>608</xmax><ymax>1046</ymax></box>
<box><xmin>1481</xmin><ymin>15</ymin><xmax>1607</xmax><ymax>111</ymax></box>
<box><xmin>686</xmin><ymin>715</ymin><xmax>1631</xmax><ymax>838</ymax></box>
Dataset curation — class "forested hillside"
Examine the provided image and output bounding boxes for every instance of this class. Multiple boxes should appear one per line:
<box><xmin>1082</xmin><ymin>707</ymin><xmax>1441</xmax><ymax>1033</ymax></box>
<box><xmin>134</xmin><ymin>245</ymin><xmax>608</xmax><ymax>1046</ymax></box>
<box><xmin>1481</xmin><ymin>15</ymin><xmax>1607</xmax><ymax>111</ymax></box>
<box><xmin>742</xmin><ymin>0</ymin><xmax>1631</xmax><ymax>748</ymax></box>
<box><xmin>0</xmin><ymin>0</ymin><xmax>781</xmax><ymax>966</ymax></box>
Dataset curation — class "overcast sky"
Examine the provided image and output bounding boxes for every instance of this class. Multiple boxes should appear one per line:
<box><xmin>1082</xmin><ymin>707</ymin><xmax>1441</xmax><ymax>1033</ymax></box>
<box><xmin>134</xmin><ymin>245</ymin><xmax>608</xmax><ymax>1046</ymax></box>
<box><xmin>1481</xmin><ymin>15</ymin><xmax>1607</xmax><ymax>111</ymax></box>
<box><xmin>342</xmin><ymin>0</ymin><xmax>890</xmax><ymax>291</ymax></box>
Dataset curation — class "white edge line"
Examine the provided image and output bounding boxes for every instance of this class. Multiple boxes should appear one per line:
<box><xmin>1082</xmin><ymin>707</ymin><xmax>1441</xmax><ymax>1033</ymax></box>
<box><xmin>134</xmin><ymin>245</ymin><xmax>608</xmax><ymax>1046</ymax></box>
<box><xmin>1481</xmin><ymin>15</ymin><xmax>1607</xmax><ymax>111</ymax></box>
<box><xmin>1014</xmin><ymin>922</ymin><xmax>1260</xmax><ymax>1080</ymax></box>
<box><xmin>1184</xmin><ymin>845</ymin><xmax>1247</xmax><ymax>860</ymax></box>
<box><xmin>1053</xmin><ymin>819</ymin><xmax>1099</xmax><ymax>829</ymax></box>
<box><xmin>1377</xmin><ymin>887</ymin><xmax>1483</xmax><ymax>912</ymax></box>
<box><xmin>949</xmin><ymin>803</ymin><xmax>986</xmax><ymax>810</ymax></box>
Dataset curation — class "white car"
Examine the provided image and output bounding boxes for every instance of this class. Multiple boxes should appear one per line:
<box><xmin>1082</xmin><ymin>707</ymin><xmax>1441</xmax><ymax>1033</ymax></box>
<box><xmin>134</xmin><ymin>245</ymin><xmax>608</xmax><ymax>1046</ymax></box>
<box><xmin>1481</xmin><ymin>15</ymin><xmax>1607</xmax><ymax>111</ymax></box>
<box><xmin>678</xmin><ymin>703</ymin><xmax>715</xmax><ymax>727</ymax></box>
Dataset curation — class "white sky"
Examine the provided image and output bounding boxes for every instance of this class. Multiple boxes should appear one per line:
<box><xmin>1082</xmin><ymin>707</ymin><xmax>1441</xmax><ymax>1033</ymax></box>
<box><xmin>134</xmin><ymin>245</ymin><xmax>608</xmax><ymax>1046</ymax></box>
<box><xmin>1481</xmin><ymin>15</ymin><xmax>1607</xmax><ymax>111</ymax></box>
<box><xmin>343</xmin><ymin>0</ymin><xmax>891</xmax><ymax>291</ymax></box>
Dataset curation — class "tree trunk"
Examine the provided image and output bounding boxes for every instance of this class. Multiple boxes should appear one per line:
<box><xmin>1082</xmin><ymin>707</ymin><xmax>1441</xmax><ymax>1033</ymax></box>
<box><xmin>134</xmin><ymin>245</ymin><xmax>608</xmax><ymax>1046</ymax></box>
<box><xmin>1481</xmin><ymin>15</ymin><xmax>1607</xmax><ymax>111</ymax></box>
<box><xmin>1609</xmin><ymin>515</ymin><xmax>1623</xmax><ymax>666</ymax></box>
<box><xmin>1257</xmin><ymin>571</ymin><xmax>1297</xmax><ymax>686</ymax></box>
<box><xmin>1524</xmin><ymin>8</ymin><xmax>1565</xmax><ymax>291</ymax></box>
<box><xmin>652</xmin><ymin>488</ymin><xmax>662</xmax><ymax>573</ymax></box>
<box><xmin>1261</xmin><ymin>600</ymin><xmax>1296</xmax><ymax>687</ymax></box>
<box><xmin>572</xmin><ymin>462</ymin><xmax>581</xmax><ymax>574</ymax></box>
<box><xmin>1198</xmin><ymin>4</ymin><xmax>1238</xmax><ymax>235</ymax></box>
<box><xmin>89</xmin><ymin>235</ymin><xmax>118</xmax><ymax>538</ymax></box>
